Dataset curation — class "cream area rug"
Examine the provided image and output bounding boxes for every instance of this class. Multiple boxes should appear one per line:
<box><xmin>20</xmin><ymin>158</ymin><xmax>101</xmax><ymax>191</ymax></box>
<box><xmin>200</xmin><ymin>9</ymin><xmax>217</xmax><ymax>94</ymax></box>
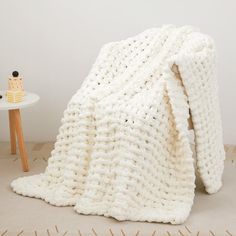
<box><xmin>0</xmin><ymin>142</ymin><xmax>235</xmax><ymax>236</ymax></box>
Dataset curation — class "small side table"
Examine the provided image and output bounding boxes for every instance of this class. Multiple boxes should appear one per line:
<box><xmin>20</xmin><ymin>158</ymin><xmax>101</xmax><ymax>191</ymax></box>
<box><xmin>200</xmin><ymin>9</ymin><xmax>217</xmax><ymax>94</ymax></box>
<box><xmin>0</xmin><ymin>91</ymin><xmax>40</xmax><ymax>172</ymax></box>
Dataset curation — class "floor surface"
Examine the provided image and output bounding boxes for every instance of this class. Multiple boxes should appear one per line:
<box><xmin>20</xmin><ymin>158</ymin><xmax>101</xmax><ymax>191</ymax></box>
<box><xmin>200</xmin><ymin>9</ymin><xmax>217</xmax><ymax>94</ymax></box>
<box><xmin>0</xmin><ymin>142</ymin><xmax>235</xmax><ymax>236</ymax></box>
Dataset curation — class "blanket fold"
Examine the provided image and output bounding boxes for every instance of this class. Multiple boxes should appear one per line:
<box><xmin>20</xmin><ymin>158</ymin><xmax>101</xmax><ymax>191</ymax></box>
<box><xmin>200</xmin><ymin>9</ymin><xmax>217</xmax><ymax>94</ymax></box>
<box><xmin>11</xmin><ymin>25</ymin><xmax>225</xmax><ymax>224</ymax></box>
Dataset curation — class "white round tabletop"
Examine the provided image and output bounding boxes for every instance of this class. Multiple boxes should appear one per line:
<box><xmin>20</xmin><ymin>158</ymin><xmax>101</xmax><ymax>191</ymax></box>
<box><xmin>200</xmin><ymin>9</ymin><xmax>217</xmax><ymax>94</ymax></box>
<box><xmin>0</xmin><ymin>91</ymin><xmax>40</xmax><ymax>111</ymax></box>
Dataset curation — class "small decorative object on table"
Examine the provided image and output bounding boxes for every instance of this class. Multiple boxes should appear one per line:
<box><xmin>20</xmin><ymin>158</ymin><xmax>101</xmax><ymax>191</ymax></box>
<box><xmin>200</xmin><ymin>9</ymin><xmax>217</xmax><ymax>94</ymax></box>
<box><xmin>7</xmin><ymin>71</ymin><xmax>25</xmax><ymax>103</ymax></box>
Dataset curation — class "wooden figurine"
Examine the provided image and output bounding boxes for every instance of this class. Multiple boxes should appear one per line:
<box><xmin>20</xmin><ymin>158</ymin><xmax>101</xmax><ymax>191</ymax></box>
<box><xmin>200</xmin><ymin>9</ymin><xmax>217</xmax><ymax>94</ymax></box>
<box><xmin>7</xmin><ymin>71</ymin><xmax>24</xmax><ymax>103</ymax></box>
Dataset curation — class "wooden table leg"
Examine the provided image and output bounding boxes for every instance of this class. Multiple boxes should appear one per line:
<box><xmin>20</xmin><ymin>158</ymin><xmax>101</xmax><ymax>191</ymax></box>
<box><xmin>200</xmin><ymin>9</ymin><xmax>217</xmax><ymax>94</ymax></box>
<box><xmin>12</xmin><ymin>109</ymin><xmax>29</xmax><ymax>172</ymax></box>
<box><xmin>8</xmin><ymin>110</ymin><xmax>16</xmax><ymax>154</ymax></box>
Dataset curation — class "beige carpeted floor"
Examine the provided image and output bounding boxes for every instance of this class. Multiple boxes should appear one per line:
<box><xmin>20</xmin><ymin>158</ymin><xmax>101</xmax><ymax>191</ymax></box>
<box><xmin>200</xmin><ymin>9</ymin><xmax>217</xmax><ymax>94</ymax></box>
<box><xmin>0</xmin><ymin>142</ymin><xmax>236</xmax><ymax>236</ymax></box>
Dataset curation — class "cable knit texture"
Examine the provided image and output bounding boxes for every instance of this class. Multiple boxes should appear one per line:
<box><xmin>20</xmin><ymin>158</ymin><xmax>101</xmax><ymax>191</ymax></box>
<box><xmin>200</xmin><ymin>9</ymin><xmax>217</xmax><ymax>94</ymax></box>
<box><xmin>11</xmin><ymin>25</ymin><xmax>225</xmax><ymax>224</ymax></box>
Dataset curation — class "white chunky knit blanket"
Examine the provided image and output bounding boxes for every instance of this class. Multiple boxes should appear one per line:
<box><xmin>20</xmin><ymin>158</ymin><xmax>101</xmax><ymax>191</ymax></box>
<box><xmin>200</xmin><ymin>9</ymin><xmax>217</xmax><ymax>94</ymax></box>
<box><xmin>11</xmin><ymin>25</ymin><xmax>225</xmax><ymax>224</ymax></box>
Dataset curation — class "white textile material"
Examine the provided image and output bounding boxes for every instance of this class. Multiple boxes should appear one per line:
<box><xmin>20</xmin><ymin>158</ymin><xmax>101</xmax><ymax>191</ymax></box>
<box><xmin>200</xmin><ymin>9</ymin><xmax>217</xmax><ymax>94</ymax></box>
<box><xmin>11</xmin><ymin>25</ymin><xmax>225</xmax><ymax>224</ymax></box>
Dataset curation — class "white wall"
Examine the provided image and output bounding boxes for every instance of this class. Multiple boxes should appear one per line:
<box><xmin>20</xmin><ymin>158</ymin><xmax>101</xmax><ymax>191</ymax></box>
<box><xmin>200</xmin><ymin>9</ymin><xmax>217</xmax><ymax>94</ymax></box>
<box><xmin>0</xmin><ymin>0</ymin><xmax>235</xmax><ymax>144</ymax></box>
